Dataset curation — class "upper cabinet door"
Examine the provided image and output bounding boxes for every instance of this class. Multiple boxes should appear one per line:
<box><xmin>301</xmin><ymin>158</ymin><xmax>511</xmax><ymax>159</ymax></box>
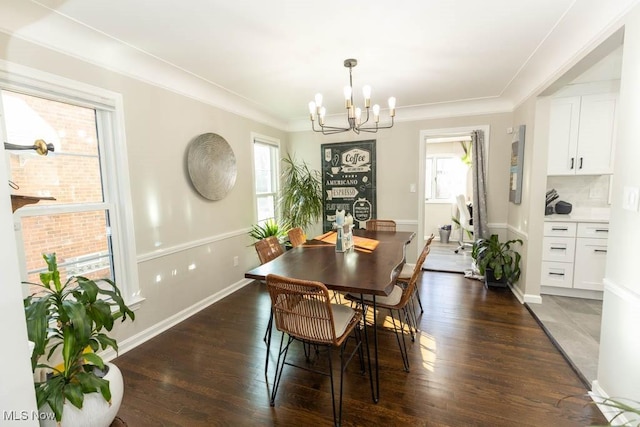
<box><xmin>576</xmin><ymin>93</ymin><xmax>618</xmax><ymax>175</ymax></box>
<box><xmin>547</xmin><ymin>97</ymin><xmax>581</xmax><ymax>175</ymax></box>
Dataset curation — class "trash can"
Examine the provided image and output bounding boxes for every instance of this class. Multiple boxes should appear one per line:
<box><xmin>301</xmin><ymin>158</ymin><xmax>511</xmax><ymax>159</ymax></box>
<box><xmin>439</xmin><ymin>225</ymin><xmax>451</xmax><ymax>244</ymax></box>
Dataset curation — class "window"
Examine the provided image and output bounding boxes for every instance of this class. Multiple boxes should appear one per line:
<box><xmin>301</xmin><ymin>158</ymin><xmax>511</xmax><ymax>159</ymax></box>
<box><xmin>425</xmin><ymin>155</ymin><xmax>467</xmax><ymax>202</ymax></box>
<box><xmin>0</xmin><ymin>68</ymin><xmax>140</xmax><ymax>304</ymax></box>
<box><xmin>252</xmin><ymin>135</ymin><xmax>280</xmax><ymax>223</ymax></box>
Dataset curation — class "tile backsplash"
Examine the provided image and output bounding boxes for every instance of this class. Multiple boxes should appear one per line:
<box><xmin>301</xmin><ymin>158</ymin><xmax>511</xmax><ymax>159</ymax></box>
<box><xmin>547</xmin><ymin>175</ymin><xmax>611</xmax><ymax>208</ymax></box>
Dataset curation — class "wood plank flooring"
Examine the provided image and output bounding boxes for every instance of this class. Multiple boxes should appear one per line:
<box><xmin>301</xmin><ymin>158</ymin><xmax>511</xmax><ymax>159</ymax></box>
<box><xmin>113</xmin><ymin>271</ymin><xmax>605</xmax><ymax>426</ymax></box>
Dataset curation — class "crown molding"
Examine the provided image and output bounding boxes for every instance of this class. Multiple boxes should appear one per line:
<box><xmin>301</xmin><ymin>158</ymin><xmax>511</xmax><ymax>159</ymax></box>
<box><xmin>0</xmin><ymin>0</ymin><xmax>288</xmax><ymax>131</ymax></box>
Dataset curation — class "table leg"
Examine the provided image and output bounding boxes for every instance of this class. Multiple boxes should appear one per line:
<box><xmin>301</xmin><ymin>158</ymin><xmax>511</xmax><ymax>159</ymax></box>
<box><xmin>360</xmin><ymin>294</ymin><xmax>380</xmax><ymax>403</ymax></box>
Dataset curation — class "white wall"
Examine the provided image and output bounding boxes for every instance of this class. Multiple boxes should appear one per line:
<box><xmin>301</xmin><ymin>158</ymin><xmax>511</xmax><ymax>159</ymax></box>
<box><xmin>0</xmin><ymin>113</ymin><xmax>38</xmax><ymax>424</ymax></box>
<box><xmin>0</xmin><ymin>29</ymin><xmax>287</xmax><ymax>389</ymax></box>
<box><xmin>597</xmin><ymin>3</ymin><xmax>640</xmax><ymax>402</ymax></box>
<box><xmin>288</xmin><ymin>112</ymin><xmax>514</xmax><ymax>263</ymax></box>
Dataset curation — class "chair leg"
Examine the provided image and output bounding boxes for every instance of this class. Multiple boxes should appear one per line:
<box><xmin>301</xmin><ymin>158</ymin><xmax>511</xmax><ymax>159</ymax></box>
<box><xmin>264</xmin><ymin>309</ymin><xmax>273</xmax><ymax>375</ymax></box>
<box><xmin>270</xmin><ymin>334</ymin><xmax>293</xmax><ymax>406</ymax></box>
<box><xmin>389</xmin><ymin>309</ymin><xmax>410</xmax><ymax>372</ymax></box>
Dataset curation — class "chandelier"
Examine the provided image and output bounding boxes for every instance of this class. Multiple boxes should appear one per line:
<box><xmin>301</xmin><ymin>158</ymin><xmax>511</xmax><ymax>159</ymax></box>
<box><xmin>308</xmin><ymin>58</ymin><xmax>396</xmax><ymax>135</ymax></box>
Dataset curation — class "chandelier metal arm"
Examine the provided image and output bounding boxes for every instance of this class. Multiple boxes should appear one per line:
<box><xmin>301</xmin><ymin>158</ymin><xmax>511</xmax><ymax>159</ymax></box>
<box><xmin>308</xmin><ymin>58</ymin><xmax>395</xmax><ymax>135</ymax></box>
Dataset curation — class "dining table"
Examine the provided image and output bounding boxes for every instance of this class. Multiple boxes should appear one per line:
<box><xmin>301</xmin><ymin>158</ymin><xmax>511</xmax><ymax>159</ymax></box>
<box><xmin>245</xmin><ymin>228</ymin><xmax>415</xmax><ymax>403</ymax></box>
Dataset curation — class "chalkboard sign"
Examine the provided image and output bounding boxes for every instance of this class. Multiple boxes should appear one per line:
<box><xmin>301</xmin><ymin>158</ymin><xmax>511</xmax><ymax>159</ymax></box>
<box><xmin>321</xmin><ymin>140</ymin><xmax>376</xmax><ymax>231</ymax></box>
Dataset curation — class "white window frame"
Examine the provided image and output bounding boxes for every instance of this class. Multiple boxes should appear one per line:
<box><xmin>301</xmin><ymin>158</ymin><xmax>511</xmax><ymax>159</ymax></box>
<box><xmin>0</xmin><ymin>60</ymin><xmax>142</xmax><ymax>307</ymax></box>
<box><xmin>424</xmin><ymin>153</ymin><xmax>465</xmax><ymax>204</ymax></box>
<box><xmin>251</xmin><ymin>133</ymin><xmax>280</xmax><ymax>224</ymax></box>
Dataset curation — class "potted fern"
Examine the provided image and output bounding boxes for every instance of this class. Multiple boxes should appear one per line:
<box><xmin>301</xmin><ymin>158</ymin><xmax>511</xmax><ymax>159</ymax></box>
<box><xmin>472</xmin><ymin>234</ymin><xmax>522</xmax><ymax>288</ymax></box>
<box><xmin>23</xmin><ymin>253</ymin><xmax>135</xmax><ymax>426</ymax></box>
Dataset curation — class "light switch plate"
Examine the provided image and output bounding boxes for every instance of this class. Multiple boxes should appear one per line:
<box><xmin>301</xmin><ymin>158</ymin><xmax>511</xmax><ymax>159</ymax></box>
<box><xmin>622</xmin><ymin>186</ymin><xmax>640</xmax><ymax>211</ymax></box>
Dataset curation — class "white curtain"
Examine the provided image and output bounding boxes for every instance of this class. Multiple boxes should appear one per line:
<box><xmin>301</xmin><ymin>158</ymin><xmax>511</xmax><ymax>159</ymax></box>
<box><xmin>471</xmin><ymin>130</ymin><xmax>490</xmax><ymax>240</ymax></box>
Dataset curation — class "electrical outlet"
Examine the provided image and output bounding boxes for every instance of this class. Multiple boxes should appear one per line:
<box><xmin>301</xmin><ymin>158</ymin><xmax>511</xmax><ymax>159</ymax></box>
<box><xmin>233</xmin><ymin>256</ymin><xmax>239</xmax><ymax>267</ymax></box>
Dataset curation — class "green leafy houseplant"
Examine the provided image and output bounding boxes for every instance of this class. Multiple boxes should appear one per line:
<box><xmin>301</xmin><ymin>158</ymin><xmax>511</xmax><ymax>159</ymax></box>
<box><xmin>23</xmin><ymin>253</ymin><xmax>135</xmax><ymax>423</ymax></box>
<box><xmin>248</xmin><ymin>218</ymin><xmax>289</xmax><ymax>242</ymax></box>
<box><xmin>279</xmin><ymin>153</ymin><xmax>323</xmax><ymax>230</ymax></box>
<box><xmin>472</xmin><ymin>234</ymin><xmax>523</xmax><ymax>285</ymax></box>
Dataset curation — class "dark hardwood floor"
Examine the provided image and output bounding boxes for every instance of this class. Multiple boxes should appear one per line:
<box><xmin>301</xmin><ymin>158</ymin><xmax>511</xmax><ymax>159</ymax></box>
<box><xmin>113</xmin><ymin>271</ymin><xmax>605</xmax><ymax>426</ymax></box>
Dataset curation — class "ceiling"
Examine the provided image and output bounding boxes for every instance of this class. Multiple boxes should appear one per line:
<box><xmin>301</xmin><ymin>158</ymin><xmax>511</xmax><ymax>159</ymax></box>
<box><xmin>0</xmin><ymin>0</ymin><xmax>635</xmax><ymax>131</ymax></box>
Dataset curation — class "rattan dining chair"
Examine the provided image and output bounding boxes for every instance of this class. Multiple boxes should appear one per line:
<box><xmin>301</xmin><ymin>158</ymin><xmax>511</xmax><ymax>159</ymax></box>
<box><xmin>254</xmin><ymin>236</ymin><xmax>285</xmax><ymax>374</ymax></box>
<box><xmin>254</xmin><ymin>236</ymin><xmax>284</xmax><ymax>264</ymax></box>
<box><xmin>287</xmin><ymin>227</ymin><xmax>306</xmax><ymax>248</ymax></box>
<box><xmin>345</xmin><ymin>235</ymin><xmax>433</xmax><ymax>372</ymax></box>
<box><xmin>266</xmin><ymin>274</ymin><xmax>364</xmax><ymax>426</ymax></box>
<box><xmin>365</xmin><ymin>219</ymin><xmax>397</xmax><ymax>231</ymax></box>
<box><xmin>397</xmin><ymin>234</ymin><xmax>435</xmax><ymax>315</ymax></box>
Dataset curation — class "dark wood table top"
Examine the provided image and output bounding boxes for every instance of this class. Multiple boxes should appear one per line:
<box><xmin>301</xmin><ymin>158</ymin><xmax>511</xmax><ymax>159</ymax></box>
<box><xmin>245</xmin><ymin>229</ymin><xmax>415</xmax><ymax>296</ymax></box>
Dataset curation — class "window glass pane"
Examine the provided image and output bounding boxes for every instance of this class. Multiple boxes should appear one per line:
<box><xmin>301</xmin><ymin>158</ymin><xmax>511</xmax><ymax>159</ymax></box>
<box><xmin>256</xmin><ymin>195</ymin><xmax>275</xmax><ymax>222</ymax></box>
<box><xmin>254</xmin><ymin>143</ymin><xmax>273</xmax><ymax>193</ymax></box>
<box><xmin>425</xmin><ymin>158</ymin><xmax>433</xmax><ymax>200</ymax></box>
<box><xmin>3</xmin><ymin>91</ymin><xmax>103</xmax><ymax>205</ymax></box>
<box><xmin>21</xmin><ymin>210</ymin><xmax>113</xmax><ymax>295</ymax></box>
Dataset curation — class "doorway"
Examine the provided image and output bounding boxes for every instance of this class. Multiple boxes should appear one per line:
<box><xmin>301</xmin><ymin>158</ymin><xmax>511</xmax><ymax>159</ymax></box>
<box><xmin>417</xmin><ymin>125</ymin><xmax>490</xmax><ymax>272</ymax></box>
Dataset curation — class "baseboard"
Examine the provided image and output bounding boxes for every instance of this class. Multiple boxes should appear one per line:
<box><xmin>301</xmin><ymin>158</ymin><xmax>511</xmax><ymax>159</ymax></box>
<box><xmin>590</xmin><ymin>381</ymin><xmax>635</xmax><ymax>426</ymax></box>
<box><xmin>541</xmin><ymin>286</ymin><xmax>603</xmax><ymax>300</ymax></box>
<box><xmin>99</xmin><ymin>277</ymin><xmax>254</xmax><ymax>361</ymax></box>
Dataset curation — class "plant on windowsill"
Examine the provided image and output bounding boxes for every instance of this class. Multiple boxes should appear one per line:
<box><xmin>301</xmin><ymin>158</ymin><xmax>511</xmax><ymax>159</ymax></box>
<box><xmin>472</xmin><ymin>234</ymin><xmax>522</xmax><ymax>288</ymax></box>
<box><xmin>23</xmin><ymin>253</ymin><xmax>135</xmax><ymax>426</ymax></box>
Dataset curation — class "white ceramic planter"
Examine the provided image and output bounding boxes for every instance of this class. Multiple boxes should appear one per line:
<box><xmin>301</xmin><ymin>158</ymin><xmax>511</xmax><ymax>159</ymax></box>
<box><xmin>40</xmin><ymin>363</ymin><xmax>124</xmax><ymax>427</ymax></box>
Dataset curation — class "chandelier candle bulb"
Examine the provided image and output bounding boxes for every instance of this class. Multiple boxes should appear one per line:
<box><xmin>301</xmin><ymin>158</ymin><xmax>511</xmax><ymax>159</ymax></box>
<box><xmin>319</xmin><ymin>107</ymin><xmax>326</xmax><ymax>125</ymax></box>
<box><xmin>355</xmin><ymin>107</ymin><xmax>362</xmax><ymax>125</ymax></box>
<box><xmin>373</xmin><ymin>104</ymin><xmax>380</xmax><ymax>122</ymax></box>
<box><xmin>308</xmin><ymin>101</ymin><xmax>316</xmax><ymax>119</ymax></box>
<box><xmin>388</xmin><ymin>97</ymin><xmax>396</xmax><ymax>117</ymax></box>
<box><xmin>314</xmin><ymin>93</ymin><xmax>323</xmax><ymax>108</ymax></box>
<box><xmin>362</xmin><ymin>85</ymin><xmax>371</xmax><ymax>108</ymax></box>
<box><xmin>344</xmin><ymin>86</ymin><xmax>352</xmax><ymax>108</ymax></box>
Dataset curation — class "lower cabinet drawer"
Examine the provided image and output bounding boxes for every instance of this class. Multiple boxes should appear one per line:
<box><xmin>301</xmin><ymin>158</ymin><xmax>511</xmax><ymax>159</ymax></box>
<box><xmin>541</xmin><ymin>261</ymin><xmax>574</xmax><ymax>288</ymax></box>
<box><xmin>542</xmin><ymin>237</ymin><xmax>576</xmax><ymax>262</ymax></box>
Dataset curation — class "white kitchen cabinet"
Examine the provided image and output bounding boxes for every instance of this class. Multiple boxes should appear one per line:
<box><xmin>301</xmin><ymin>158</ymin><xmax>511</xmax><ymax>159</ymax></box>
<box><xmin>573</xmin><ymin>238</ymin><xmax>608</xmax><ymax>291</ymax></box>
<box><xmin>541</xmin><ymin>220</ymin><xmax>608</xmax><ymax>292</ymax></box>
<box><xmin>573</xmin><ymin>223</ymin><xmax>609</xmax><ymax>291</ymax></box>
<box><xmin>541</xmin><ymin>221</ymin><xmax>576</xmax><ymax>288</ymax></box>
<box><xmin>547</xmin><ymin>93</ymin><xmax>618</xmax><ymax>176</ymax></box>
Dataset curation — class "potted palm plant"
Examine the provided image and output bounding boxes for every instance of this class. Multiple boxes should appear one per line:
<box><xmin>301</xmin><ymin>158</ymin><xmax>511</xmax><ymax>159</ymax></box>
<box><xmin>279</xmin><ymin>153</ymin><xmax>323</xmax><ymax>231</ymax></box>
<box><xmin>23</xmin><ymin>253</ymin><xmax>135</xmax><ymax>426</ymax></box>
<box><xmin>472</xmin><ymin>234</ymin><xmax>522</xmax><ymax>288</ymax></box>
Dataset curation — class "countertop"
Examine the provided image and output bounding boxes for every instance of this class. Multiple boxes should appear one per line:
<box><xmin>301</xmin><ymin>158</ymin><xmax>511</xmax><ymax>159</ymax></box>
<box><xmin>544</xmin><ymin>207</ymin><xmax>610</xmax><ymax>223</ymax></box>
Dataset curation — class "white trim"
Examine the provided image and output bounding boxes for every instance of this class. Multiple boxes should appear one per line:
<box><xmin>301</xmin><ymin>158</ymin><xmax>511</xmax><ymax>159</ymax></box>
<box><xmin>590</xmin><ymin>381</ymin><xmax>635</xmax><ymax>427</ymax></box>
<box><xmin>99</xmin><ymin>277</ymin><xmax>254</xmax><ymax>362</ymax></box>
<box><xmin>603</xmin><ymin>278</ymin><xmax>640</xmax><ymax>303</ymax></box>
<box><xmin>0</xmin><ymin>59</ymin><xmax>141</xmax><ymax>304</ymax></box>
<box><xmin>508</xmin><ymin>283</ymin><xmax>525</xmax><ymax>304</ymax></box>
<box><xmin>137</xmin><ymin>228</ymin><xmax>250</xmax><ymax>263</ymax></box>
<box><xmin>523</xmin><ymin>293</ymin><xmax>542</xmax><ymax>304</ymax></box>
<box><xmin>0</xmin><ymin>2</ymin><xmax>287</xmax><ymax>130</ymax></box>
<box><xmin>488</xmin><ymin>222</ymin><xmax>508</xmax><ymax>230</ymax></box>
<box><xmin>394</xmin><ymin>219</ymin><xmax>418</xmax><ymax>226</ymax></box>
<box><xmin>540</xmin><ymin>286</ymin><xmax>603</xmax><ymax>300</ymax></box>
<box><xmin>507</xmin><ymin>224</ymin><xmax>529</xmax><ymax>240</ymax></box>
<box><xmin>250</xmin><ymin>133</ymin><xmax>281</xmax><ymax>223</ymax></box>
<box><xmin>418</xmin><ymin>125</ymin><xmax>491</xmax><ymax>258</ymax></box>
